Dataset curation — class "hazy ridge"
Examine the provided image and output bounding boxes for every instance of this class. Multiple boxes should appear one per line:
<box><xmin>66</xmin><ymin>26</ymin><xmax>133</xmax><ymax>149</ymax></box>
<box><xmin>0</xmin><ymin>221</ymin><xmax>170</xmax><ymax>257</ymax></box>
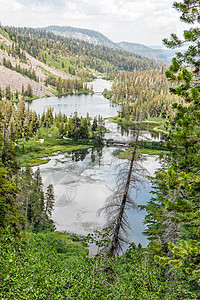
<box><xmin>39</xmin><ymin>25</ymin><xmax>174</xmax><ymax>63</ymax></box>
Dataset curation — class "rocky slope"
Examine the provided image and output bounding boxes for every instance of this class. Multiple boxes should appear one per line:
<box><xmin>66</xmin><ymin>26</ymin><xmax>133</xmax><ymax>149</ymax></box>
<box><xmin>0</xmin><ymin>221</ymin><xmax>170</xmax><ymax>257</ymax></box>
<box><xmin>0</xmin><ymin>29</ymin><xmax>70</xmax><ymax>97</ymax></box>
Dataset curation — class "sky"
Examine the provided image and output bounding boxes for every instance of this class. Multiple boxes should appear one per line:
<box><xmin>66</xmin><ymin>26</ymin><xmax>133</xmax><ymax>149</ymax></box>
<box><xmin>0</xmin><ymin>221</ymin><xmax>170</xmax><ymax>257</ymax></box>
<box><xmin>0</xmin><ymin>0</ymin><xmax>188</xmax><ymax>46</ymax></box>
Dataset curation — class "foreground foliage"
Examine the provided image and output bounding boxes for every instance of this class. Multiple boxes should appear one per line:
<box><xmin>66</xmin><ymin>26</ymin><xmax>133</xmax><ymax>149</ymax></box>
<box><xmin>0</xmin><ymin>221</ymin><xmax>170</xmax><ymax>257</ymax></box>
<box><xmin>0</xmin><ymin>229</ymin><xmax>194</xmax><ymax>300</ymax></box>
<box><xmin>144</xmin><ymin>0</ymin><xmax>200</xmax><ymax>295</ymax></box>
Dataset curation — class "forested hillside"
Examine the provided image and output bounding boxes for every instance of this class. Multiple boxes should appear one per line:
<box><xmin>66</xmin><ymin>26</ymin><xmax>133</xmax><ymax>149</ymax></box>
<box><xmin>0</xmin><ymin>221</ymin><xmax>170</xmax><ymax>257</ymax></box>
<box><xmin>38</xmin><ymin>25</ymin><xmax>118</xmax><ymax>49</ymax></box>
<box><xmin>38</xmin><ymin>25</ymin><xmax>174</xmax><ymax>63</ymax></box>
<box><xmin>4</xmin><ymin>26</ymin><xmax>162</xmax><ymax>73</ymax></box>
<box><xmin>118</xmin><ymin>41</ymin><xmax>175</xmax><ymax>64</ymax></box>
<box><xmin>0</xmin><ymin>25</ymin><xmax>163</xmax><ymax>100</ymax></box>
<box><xmin>0</xmin><ymin>27</ymin><xmax>95</xmax><ymax>100</ymax></box>
<box><xmin>0</xmin><ymin>28</ymin><xmax>54</xmax><ymax>98</ymax></box>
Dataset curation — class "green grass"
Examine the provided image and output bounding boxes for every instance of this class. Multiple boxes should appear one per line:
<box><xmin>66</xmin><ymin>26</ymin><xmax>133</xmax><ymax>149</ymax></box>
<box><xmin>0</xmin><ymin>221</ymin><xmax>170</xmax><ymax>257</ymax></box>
<box><xmin>139</xmin><ymin>149</ymin><xmax>170</xmax><ymax>155</ymax></box>
<box><xmin>109</xmin><ymin>116</ymin><xmax>168</xmax><ymax>134</ymax></box>
<box><xmin>37</xmin><ymin>65</ymin><xmax>52</xmax><ymax>76</ymax></box>
<box><xmin>45</xmin><ymin>51</ymin><xmax>81</xmax><ymax>77</ymax></box>
<box><xmin>18</xmin><ymin>156</ymin><xmax>51</xmax><ymax>167</ymax></box>
<box><xmin>39</xmin><ymin>50</ymin><xmax>95</xmax><ymax>84</ymax></box>
<box><xmin>0</xmin><ymin>28</ymin><xmax>10</xmax><ymax>40</ymax></box>
<box><xmin>45</xmin><ymin>53</ymin><xmax>67</xmax><ymax>73</ymax></box>
<box><xmin>145</xmin><ymin>117</ymin><xmax>164</xmax><ymax>123</ymax></box>
<box><xmin>118</xmin><ymin>148</ymin><xmax>169</xmax><ymax>159</ymax></box>
<box><xmin>16</xmin><ymin>125</ymin><xmax>94</xmax><ymax>167</ymax></box>
<box><xmin>55</xmin><ymin>232</ymin><xmax>89</xmax><ymax>255</ymax></box>
<box><xmin>113</xmin><ymin>140</ymin><xmax>170</xmax><ymax>159</ymax></box>
<box><xmin>1</xmin><ymin>229</ymin><xmax>190</xmax><ymax>299</ymax></box>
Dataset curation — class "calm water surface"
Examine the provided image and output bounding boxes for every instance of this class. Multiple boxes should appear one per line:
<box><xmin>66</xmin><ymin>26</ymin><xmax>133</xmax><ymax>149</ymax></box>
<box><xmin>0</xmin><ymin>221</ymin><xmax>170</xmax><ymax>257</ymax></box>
<box><xmin>32</xmin><ymin>79</ymin><xmax>161</xmax><ymax>247</ymax></box>
<box><xmin>38</xmin><ymin>149</ymin><xmax>160</xmax><ymax>247</ymax></box>
<box><xmin>29</xmin><ymin>79</ymin><xmax>117</xmax><ymax>118</ymax></box>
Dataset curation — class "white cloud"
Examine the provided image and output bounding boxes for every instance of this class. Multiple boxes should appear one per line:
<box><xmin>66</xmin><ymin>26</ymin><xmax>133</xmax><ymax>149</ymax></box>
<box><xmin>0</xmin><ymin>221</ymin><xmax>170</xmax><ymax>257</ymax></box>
<box><xmin>0</xmin><ymin>0</ymin><xmax>187</xmax><ymax>45</ymax></box>
<box><xmin>17</xmin><ymin>0</ymin><xmax>66</xmax><ymax>7</ymax></box>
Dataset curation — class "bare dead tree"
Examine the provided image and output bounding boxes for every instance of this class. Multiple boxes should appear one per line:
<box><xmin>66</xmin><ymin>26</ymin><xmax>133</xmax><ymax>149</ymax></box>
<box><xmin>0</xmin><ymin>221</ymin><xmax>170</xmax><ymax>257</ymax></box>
<box><xmin>98</xmin><ymin>121</ymin><xmax>148</xmax><ymax>257</ymax></box>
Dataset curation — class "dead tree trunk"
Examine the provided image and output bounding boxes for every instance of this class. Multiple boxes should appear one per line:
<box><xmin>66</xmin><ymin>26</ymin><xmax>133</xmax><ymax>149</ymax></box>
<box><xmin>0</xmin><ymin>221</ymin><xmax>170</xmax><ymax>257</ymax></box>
<box><xmin>98</xmin><ymin>124</ymin><xmax>148</xmax><ymax>257</ymax></box>
<box><xmin>107</xmin><ymin>131</ymin><xmax>140</xmax><ymax>257</ymax></box>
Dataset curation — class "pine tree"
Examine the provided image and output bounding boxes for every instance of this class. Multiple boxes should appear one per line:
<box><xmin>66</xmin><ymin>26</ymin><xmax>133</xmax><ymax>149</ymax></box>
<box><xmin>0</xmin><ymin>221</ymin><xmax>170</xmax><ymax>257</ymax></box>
<box><xmin>97</xmin><ymin>115</ymin><xmax>105</xmax><ymax>143</ymax></box>
<box><xmin>31</xmin><ymin>168</ymin><xmax>45</xmax><ymax>228</ymax></box>
<box><xmin>5</xmin><ymin>85</ymin><xmax>11</xmax><ymax>100</ymax></box>
<box><xmin>0</xmin><ymin>87</ymin><xmax>2</xmax><ymax>101</ymax></box>
<box><xmin>8</xmin><ymin>116</ymin><xmax>17</xmax><ymax>142</ymax></box>
<box><xmin>56</xmin><ymin>77</ymin><xmax>63</xmax><ymax>95</ymax></box>
<box><xmin>21</xmin><ymin>84</ymin><xmax>24</xmax><ymax>96</ymax></box>
<box><xmin>45</xmin><ymin>184</ymin><xmax>55</xmax><ymax>218</ymax></box>
<box><xmin>16</xmin><ymin>167</ymin><xmax>46</xmax><ymax>231</ymax></box>
<box><xmin>25</xmin><ymin>84</ymin><xmax>33</xmax><ymax>98</ymax></box>
<box><xmin>1</xmin><ymin>140</ymin><xmax>19</xmax><ymax>175</ymax></box>
<box><xmin>80</xmin><ymin>118</ymin><xmax>89</xmax><ymax>139</ymax></box>
<box><xmin>58</xmin><ymin>122</ymin><xmax>66</xmax><ymax>137</ymax></box>
<box><xmin>31</xmin><ymin>111</ymin><xmax>40</xmax><ymax>134</ymax></box>
<box><xmin>0</xmin><ymin>164</ymin><xmax>17</xmax><ymax>233</ymax></box>
<box><xmin>92</xmin><ymin>117</ymin><xmax>98</xmax><ymax>132</ymax></box>
<box><xmin>144</xmin><ymin>0</ymin><xmax>200</xmax><ymax>292</ymax></box>
<box><xmin>15</xmin><ymin>90</ymin><xmax>18</xmax><ymax>100</ymax></box>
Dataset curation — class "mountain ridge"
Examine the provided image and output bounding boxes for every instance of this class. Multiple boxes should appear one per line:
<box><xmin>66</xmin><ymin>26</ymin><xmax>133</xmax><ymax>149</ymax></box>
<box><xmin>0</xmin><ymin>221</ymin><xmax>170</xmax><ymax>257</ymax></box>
<box><xmin>37</xmin><ymin>25</ymin><xmax>118</xmax><ymax>49</ymax></box>
<box><xmin>38</xmin><ymin>25</ymin><xmax>174</xmax><ymax>63</ymax></box>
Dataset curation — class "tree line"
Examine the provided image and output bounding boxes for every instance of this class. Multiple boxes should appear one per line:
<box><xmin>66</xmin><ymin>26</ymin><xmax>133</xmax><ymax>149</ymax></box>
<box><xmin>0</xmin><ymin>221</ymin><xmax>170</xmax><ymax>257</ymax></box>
<box><xmin>103</xmin><ymin>68</ymin><xmax>181</xmax><ymax>120</ymax></box>
<box><xmin>45</xmin><ymin>76</ymin><xmax>93</xmax><ymax>96</ymax></box>
<box><xmin>0</xmin><ymin>84</ymin><xmax>34</xmax><ymax>101</ymax></box>
<box><xmin>0</xmin><ymin>117</ymin><xmax>55</xmax><ymax>234</ymax></box>
<box><xmin>0</xmin><ymin>98</ymin><xmax>105</xmax><ymax>145</ymax></box>
<box><xmin>0</xmin><ymin>40</ymin><xmax>27</xmax><ymax>62</ymax></box>
<box><xmin>2</xmin><ymin>57</ymin><xmax>39</xmax><ymax>82</ymax></box>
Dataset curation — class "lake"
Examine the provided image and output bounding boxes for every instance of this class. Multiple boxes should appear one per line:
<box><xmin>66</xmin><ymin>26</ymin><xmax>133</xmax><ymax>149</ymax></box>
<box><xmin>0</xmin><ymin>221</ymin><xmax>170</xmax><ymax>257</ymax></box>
<box><xmin>31</xmin><ymin>79</ymin><xmax>160</xmax><ymax>248</ymax></box>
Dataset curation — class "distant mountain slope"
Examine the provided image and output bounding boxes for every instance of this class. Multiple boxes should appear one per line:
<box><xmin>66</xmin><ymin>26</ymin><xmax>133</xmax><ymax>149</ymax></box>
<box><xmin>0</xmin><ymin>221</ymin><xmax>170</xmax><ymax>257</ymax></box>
<box><xmin>38</xmin><ymin>25</ymin><xmax>118</xmax><ymax>49</ymax></box>
<box><xmin>39</xmin><ymin>25</ymin><xmax>174</xmax><ymax>64</ymax></box>
<box><xmin>117</xmin><ymin>42</ymin><xmax>175</xmax><ymax>64</ymax></box>
<box><xmin>7</xmin><ymin>26</ymin><xmax>162</xmax><ymax>75</ymax></box>
<box><xmin>0</xmin><ymin>25</ymin><xmax>167</xmax><ymax>99</ymax></box>
<box><xmin>1</xmin><ymin>25</ymin><xmax>163</xmax><ymax>99</ymax></box>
